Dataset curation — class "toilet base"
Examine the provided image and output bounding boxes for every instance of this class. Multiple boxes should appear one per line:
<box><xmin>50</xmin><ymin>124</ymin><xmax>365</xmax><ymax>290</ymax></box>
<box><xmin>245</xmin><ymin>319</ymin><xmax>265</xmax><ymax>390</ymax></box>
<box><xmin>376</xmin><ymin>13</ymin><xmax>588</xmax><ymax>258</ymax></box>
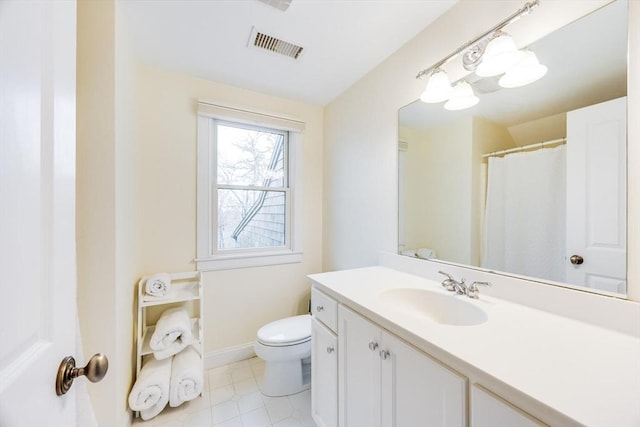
<box><xmin>259</xmin><ymin>357</ymin><xmax>311</xmax><ymax>397</ymax></box>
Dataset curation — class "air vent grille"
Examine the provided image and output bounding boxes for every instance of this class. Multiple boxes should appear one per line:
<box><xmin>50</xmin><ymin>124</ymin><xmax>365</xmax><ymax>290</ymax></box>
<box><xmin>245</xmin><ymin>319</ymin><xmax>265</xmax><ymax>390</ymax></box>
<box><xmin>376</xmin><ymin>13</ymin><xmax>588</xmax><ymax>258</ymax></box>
<box><xmin>257</xmin><ymin>0</ymin><xmax>292</xmax><ymax>12</ymax></box>
<box><xmin>249</xmin><ymin>28</ymin><xmax>304</xmax><ymax>60</ymax></box>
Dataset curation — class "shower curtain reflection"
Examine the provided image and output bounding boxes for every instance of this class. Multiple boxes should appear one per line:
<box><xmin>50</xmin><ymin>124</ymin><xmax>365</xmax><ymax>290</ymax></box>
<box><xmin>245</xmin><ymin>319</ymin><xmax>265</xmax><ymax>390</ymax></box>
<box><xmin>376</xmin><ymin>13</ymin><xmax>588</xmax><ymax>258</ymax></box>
<box><xmin>482</xmin><ymin>145</ymin><xmax>566</xmax><ymax>283</ymax></box>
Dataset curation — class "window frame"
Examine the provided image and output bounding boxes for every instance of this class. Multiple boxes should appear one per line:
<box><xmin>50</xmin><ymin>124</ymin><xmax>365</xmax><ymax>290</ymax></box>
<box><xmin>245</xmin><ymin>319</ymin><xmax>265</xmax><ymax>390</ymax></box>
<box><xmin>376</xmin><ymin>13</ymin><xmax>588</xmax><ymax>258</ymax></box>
<box><xmin>196</xmin><ymin>102</ymin><xmax>304</xmax><ymax>271</ymax></box>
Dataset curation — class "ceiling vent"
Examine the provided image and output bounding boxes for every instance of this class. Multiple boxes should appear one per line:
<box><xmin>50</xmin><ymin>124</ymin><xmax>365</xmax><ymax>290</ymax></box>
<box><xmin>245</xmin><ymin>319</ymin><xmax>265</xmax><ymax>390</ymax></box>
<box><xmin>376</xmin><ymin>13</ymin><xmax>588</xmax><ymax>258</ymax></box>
<box><xmin>248</xmin><ymin>27</ymin><xmax>304</xmax><ymax>60</ymax></box>
<box><xmin>257</xmin><ymin>0</ymin><xmax>292</xmax><ymax>12</ymax></box>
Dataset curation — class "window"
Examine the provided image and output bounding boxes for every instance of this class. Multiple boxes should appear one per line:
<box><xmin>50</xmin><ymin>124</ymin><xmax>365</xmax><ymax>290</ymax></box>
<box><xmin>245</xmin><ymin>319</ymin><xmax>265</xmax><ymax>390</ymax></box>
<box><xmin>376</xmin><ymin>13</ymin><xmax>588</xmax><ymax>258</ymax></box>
<box><xmin>196</xmin><ymin>102</ymin><xmax>304</xmax><ymax>270</ymax></box>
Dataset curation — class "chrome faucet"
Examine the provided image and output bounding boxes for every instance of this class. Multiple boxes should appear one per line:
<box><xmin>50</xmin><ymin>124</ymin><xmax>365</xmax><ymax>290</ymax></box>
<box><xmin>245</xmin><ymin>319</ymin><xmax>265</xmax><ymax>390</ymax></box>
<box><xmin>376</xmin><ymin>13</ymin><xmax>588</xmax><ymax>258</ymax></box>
<box><xmin>438</xmin><ymin>271</ymin><xmax>467</xmax><ymax>294</ymax></box>
<box><xmin>438</xmin><ymin>271</ymin><xmax>491</xmax><ymax>298</ymax></box>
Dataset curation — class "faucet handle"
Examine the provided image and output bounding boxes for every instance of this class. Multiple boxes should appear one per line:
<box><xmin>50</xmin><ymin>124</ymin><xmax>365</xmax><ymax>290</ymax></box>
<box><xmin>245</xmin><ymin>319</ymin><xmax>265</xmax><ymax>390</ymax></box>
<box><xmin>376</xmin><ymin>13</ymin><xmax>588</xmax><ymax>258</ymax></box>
<box><xmin>438</xmin><ymin>271</ymin><xmax>456</xmax><ymax>291</ymax></box>
<box><xmin>438</xmin><ymin>270</ymin><xmax>454</xmax><ymax>280</ymax></box>
<box><xmin>467</xmin><ymin>281</ymin><xmax>491</xmax><ymax>299</ymax></box>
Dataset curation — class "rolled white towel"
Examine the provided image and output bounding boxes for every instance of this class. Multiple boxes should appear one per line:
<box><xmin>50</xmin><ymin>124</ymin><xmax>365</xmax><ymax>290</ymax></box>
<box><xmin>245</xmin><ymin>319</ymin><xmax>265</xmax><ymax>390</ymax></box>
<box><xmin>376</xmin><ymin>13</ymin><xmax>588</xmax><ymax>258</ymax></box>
<box><xmin>128</xmin><ymin>357</ymin><xmax>171</xmax><ymax>420</ymax></box>
<box><xmin>417</xmin><ymin>248</ymin><xmax>437</xmax><ymax>259</ymax></box>
<box><xmin>150</xmin><ymin>307</ymin><xmax>194</xmax><ymax>360</ymax></box>
<box><xmin>144</xmin><ymin>273</ymin><xmax>172</xmax><ymax>299</ymax></box>
<box><xmin>169</xmin><ymin>346</ymin><xmax>203</xmax><ymax>407</ymax></box>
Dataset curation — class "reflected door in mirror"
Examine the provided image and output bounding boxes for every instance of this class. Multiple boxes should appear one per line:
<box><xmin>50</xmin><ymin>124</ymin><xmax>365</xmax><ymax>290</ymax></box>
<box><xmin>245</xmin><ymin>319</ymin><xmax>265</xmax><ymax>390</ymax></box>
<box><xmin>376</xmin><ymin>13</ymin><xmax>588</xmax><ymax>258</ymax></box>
<box><xmin>566</xmin><ymin>97</ymin><xmax>627</xmax><ymax>293</ymax></box>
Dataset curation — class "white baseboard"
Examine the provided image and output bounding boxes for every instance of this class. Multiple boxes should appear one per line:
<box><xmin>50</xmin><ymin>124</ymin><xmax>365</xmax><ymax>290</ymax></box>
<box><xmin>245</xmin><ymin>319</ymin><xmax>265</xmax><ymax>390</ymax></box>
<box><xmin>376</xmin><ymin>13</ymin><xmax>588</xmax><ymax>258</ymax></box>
<box><xmin>204</xmin><ymin>342</ymin><xmax>257</xmax><ymax>369</ymax></box>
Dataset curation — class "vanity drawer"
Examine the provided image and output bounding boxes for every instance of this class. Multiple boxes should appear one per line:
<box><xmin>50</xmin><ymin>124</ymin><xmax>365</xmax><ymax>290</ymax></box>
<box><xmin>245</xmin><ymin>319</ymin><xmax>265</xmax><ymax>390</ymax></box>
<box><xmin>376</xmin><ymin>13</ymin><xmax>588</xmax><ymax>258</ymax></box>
<box><xmin>311</xmin><ymin>287</ymin><xmax>337</xmax><ymax>333</ymax></box>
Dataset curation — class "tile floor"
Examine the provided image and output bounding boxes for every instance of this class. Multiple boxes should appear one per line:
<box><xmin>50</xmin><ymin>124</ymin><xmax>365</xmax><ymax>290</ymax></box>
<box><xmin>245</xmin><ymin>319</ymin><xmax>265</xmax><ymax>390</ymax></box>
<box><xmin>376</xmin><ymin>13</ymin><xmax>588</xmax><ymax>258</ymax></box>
<box><xmin>133</xmin><ymin>357</ymin><xmax>316</xmax><ymax>427</ymax></box>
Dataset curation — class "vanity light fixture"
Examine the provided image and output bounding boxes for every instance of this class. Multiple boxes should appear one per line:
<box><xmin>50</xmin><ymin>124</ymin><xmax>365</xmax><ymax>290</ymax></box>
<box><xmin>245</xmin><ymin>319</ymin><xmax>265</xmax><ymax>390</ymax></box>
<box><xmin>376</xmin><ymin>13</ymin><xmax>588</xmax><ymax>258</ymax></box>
<box><xmin>416</xmin><ymin>0</ymin><xmax>542</xmax><ymax>109</ymax></box>
<box><xmin>444</xmin><ymin>81</ymin><xmax>479</xmax><ymax>111</ymax></box>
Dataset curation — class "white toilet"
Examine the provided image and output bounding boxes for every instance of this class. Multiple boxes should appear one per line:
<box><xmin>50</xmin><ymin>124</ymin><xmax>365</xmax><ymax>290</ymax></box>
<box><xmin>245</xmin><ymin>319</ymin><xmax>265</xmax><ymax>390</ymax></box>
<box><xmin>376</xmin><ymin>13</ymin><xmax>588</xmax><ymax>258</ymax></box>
<box><xmin>254</xmin><ymin>314</ymin><xmax>311</xmax><ymax>397</ymax></box>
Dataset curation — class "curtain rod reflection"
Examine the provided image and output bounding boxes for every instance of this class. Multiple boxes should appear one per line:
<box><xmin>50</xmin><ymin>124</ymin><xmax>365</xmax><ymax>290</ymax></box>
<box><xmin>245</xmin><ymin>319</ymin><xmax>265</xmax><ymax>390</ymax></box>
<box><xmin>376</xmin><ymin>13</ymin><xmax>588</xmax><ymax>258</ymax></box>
<box><xmin>482</xmin><ymin>137</ymin><xmax>566</xmax><ymax>159</ymax></box>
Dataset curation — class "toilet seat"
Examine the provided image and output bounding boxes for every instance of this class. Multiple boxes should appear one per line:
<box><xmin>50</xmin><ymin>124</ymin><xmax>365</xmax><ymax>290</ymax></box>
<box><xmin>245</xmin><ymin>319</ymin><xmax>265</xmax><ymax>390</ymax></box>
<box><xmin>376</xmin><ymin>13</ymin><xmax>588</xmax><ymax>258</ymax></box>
<box><xmin>257</xmin><ymin>314</ymin><xmax>311</xmax><ymax>347</ymax></box>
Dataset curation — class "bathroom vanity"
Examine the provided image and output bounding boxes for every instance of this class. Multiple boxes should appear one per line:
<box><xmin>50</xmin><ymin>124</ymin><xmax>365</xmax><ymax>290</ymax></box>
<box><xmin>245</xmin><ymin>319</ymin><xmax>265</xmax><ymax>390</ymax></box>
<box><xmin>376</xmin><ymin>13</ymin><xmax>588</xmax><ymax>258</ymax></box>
<box><xmin>308</xmin><ymin>255</ymin><xmax>640</xmax><ymax>427</ymax></box>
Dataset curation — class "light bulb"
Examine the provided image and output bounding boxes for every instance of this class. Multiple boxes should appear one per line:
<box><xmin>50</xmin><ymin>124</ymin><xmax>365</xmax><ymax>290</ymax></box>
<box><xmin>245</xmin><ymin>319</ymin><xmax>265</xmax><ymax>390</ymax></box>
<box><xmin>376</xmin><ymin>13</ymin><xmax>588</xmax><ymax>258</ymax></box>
<box><xmin>420</xmin><ymin>69</ymin><xmax>452</xmax><ymax>103</ymax></box>
<box><xmin>499</xmin><ymin>51</ymin><xmax>548</xmax><ymax>88</ymax></box>
<box><xmin>444</xmin><ymin>81</ymin><xmax>479</xmax><ymax>111</ymax></box>
<box><xmin>476</xmin><ymin>32</ymin><xmax>525</xmax><ymax>77</ymax></box>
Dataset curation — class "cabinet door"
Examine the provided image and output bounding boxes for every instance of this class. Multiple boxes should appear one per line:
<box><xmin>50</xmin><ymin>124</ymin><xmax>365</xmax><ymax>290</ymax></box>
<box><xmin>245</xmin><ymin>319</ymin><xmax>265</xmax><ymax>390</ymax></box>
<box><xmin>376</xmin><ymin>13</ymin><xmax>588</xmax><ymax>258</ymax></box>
<box><xmin>338</xmin><ymin>306</ymin><xmax>382</xmax><ymax>427</ymax></box>
<box><xmin>471</xmin><ymin>385</ymin><xmax>546</xmax><ymax>427</ymax></box>
<box><xmin>312</xmin><ymin>317</ymin><xmax>338</xmax><ymax>427</ymax></box>
<box><xmin>381</xmin><ymin>332</ymin><xmax>466</xmax><ymax>427</ymax></box>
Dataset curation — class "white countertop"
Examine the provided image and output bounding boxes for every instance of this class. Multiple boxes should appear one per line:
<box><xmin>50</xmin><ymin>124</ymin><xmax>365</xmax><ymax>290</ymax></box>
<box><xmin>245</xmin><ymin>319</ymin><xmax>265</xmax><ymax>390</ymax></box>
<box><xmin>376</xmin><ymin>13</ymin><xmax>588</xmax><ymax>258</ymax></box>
<box><xmin>309</xmin><ymin>266</ymin><xmax>640</xmax><ymax>427</ymax></box>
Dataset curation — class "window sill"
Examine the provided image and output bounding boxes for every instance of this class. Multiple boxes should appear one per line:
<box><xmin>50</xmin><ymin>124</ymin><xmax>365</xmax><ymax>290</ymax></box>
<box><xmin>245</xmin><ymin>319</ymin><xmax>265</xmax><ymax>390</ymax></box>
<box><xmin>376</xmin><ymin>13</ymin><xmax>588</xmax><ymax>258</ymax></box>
<box><xmin>195</xmin><ymin>250</ymin><xmax>303</xmax><ymax>271</ymax></box>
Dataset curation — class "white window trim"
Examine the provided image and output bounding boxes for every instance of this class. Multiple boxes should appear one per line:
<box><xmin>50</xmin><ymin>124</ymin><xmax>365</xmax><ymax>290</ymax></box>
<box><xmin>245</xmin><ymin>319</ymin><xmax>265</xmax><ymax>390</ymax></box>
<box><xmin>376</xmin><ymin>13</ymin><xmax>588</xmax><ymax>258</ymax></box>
<box><xmin>196</xmin><ymin>102</ymin><xmax>304</xmax><ymax>271</ymax></box>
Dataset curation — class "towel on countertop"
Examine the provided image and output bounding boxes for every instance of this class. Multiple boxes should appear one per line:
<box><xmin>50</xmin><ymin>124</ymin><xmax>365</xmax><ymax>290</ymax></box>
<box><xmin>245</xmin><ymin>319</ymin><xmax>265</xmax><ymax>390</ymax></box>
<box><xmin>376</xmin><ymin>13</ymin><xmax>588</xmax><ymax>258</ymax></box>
<box><xmin>144</xmin><ymin>273</ymin><xmax>172</xmax><ymax>300</ymax></box>
<box><xmin>150</xmin><ymin>307</ymin><xmax>194</xmax><ymax>360</ymax></box>
<box><xmin>128</xmin><ymin>356</ymin><xmax>172</xmax><ymax>420</ymax></box>
<box><xmin>169</xmin><ymin>346</ymin><xmax>203</xmax><ymax>407</ymax></box>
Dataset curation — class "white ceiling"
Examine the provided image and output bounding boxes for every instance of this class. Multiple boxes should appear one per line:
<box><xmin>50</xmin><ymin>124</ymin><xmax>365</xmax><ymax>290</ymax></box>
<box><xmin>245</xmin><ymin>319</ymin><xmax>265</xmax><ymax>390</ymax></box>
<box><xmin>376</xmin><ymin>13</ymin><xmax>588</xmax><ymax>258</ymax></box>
<box><xmin>118</xmin><ymin>0</ymin><xmax>458</xmax><ymax>106</ymax></box>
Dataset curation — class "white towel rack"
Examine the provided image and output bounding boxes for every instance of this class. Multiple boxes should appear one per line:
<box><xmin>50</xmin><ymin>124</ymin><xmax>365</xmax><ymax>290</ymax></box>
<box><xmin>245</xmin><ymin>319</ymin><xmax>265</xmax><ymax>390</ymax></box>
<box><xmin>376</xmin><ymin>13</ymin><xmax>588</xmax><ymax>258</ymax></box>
<box><xmin>134</xmin><ymin>271</ymin><xmax>204</xmax><ymax>417</ymax></box>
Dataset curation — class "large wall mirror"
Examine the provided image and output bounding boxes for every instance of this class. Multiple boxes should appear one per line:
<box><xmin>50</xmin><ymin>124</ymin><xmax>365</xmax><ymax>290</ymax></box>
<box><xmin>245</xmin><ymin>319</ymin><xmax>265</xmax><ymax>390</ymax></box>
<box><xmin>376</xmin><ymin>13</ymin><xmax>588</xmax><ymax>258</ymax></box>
<box><xmin>398</xmin><ymin>0</ymin><xmax>628</xmax><ymax>297</ymax></box>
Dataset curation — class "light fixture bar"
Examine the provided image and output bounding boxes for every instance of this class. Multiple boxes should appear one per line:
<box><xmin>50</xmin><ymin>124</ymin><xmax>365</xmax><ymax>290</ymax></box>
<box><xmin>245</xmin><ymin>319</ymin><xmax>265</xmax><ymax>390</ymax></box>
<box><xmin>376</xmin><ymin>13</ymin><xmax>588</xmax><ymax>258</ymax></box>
<box><xmin>416</xmin><ymin>0</ymin><xmax>539</xmax><ymax>80</ymax></box>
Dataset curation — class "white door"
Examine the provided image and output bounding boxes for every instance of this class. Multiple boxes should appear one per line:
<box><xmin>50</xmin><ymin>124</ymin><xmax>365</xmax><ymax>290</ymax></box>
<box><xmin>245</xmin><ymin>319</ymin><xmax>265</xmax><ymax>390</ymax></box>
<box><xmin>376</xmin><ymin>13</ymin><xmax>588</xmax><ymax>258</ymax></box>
<box><xmin>566</xmin><ymin>97</ymin><xmax>627</xmax><ymax>293</ymax></box>
<box><xmin>380</xmin><ymin>331</ymin><xmax>466</xmax><ymax>427</ymax></box>
<box><xmin>0</xmin><ymin>1</ymin><xmax>78</xmax><ymax>426</ymax></box>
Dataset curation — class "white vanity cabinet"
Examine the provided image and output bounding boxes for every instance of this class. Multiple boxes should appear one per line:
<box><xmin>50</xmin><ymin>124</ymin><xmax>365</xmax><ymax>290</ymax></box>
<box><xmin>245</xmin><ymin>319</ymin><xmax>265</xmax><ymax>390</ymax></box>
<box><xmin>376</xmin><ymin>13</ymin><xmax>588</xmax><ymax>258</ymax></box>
<box><xmin>471</xmin><ymin>385</ymin><xmax>547</xmax><ymax>427</ymax></box>
<box><xmin>338</xmin><ymin>305</ymin><xmax>466</xmax><ymax>427</ymax></box>
<box><xmin>311</xmin><ymin>288</ymin><xmax>338</xmax><ymax>427</ymax></box>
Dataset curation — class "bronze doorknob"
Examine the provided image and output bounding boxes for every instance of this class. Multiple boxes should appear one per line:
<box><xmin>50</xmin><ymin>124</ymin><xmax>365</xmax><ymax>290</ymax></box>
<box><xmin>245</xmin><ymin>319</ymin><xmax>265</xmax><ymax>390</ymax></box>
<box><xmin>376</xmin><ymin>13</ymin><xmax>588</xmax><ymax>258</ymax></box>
<box><xmin>570</xmin><ymin>255</ymin><xmax>584</xmax><ymax>265</ymax></box>
<box><xmin>56</xmin><ymin>353</ymin><xmax>108</xmax><ymax>396</ymax></box>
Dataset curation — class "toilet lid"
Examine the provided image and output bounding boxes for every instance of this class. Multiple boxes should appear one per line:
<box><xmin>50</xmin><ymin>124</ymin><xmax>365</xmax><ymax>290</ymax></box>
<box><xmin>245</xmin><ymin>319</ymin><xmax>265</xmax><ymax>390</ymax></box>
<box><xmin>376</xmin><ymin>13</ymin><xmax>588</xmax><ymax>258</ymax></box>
<box><xmin>257</xmin><ymin>314</ymin><xmax>311</xmax><ymax>346</ymax></box>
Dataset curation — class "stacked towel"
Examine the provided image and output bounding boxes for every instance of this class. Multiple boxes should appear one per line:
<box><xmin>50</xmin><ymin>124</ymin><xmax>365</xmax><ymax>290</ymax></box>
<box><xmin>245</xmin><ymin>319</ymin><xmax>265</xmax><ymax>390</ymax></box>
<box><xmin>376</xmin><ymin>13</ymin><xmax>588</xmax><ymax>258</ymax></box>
<box><xmin>150</xmin><ymin>308</ymin><xmax>194</xmax><ymax>360</ymax></box>
<box><xmin>128</xmin><ymin>357</ymin><xmax>171</xmax><ymax>421</ymax></box>
<box><xmin>169</xmin><ymin>346</ymin><xmax>203</xmax><ymax>407</ymax></box>
<box><xmin>144</xmin><ymin>273</ymin><xmax>172</xmax><ymax>300</ymax></box>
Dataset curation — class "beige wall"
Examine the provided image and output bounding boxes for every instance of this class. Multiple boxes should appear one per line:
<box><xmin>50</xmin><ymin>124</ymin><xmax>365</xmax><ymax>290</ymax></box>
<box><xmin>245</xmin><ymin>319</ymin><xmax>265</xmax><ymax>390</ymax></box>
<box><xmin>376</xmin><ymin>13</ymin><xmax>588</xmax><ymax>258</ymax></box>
<box><xmin>77</xmin><ymin>0</ymin><xmax>137</xmax><ymax>425</ymax></box>
<box><xmin>508</xmin><ymin>113</ymin><xmax>566</xmax><ymax>146</ymax></box>
<box><xmin>134</xmin><ymin>64</ymin><xmax>324</xmax><ymax>354</ymax></box>
<box><xmin>398</xmin><ymin>126</ymin><xmax>429</xmax><ymax>253</ymax></box>
<box><xmin>324</xmin><ymin>0</ymin><xmax>640</xmax><ymax>301</ymax></box>
<box><xmin>114</xmin><ymin>1</ymin><xmax>139</xmax><ymax>423</ymax></box>
<box><xmin>400</xmin><ymin>117</ymin><xmax>514</xmax><ymax>266</ymax></box>
<box><xmin>399</xmin><ymin>121</ymin><xmax>473</xmax><ymax>263</ymax></box>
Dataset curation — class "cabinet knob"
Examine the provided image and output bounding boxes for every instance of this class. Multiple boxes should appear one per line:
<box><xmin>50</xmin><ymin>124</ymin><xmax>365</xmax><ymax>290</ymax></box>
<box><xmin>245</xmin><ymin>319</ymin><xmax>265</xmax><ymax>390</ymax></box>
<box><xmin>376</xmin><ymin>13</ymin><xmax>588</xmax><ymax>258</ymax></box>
<box><xmin>379</xmin><ymin>350</ymin><xmax>391</xmax><ymax>360</ymax></box>
<box><xmin>326</xmin><ymin>346</ymin><xmax>335</xmax><ymax>354</ymax></box>
<box><xmin>368</xmin><ymin>341</ymin><xmax>379</xmax><ymax>351</ymax></box>
<box><xmin>316</xmin><ymin>305</ymin><xmax>324</xmax><ymax>312</ymax></box>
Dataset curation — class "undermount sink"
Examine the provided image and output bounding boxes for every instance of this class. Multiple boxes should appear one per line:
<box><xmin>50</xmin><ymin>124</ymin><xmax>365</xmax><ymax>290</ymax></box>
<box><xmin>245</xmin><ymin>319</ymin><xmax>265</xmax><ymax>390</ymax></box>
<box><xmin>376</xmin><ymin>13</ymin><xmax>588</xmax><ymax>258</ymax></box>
<box><xmin>379</xmin><ymin>288</ymin><xmax>487</xmax><ymax>326</ymax></box>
